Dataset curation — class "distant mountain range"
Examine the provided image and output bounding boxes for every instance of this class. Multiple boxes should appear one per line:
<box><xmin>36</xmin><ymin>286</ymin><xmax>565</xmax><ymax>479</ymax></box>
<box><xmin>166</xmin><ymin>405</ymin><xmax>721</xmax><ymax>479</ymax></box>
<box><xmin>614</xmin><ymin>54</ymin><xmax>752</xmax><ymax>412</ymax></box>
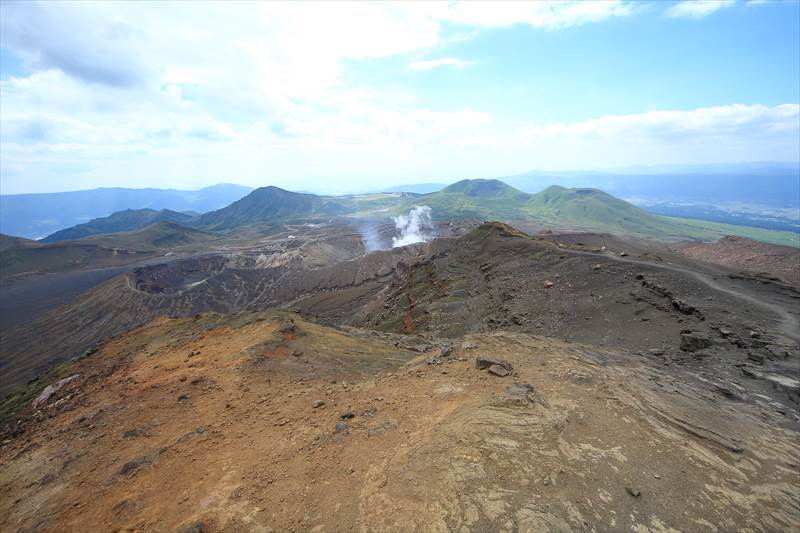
<box><xmin>498</xmin><ymin>163</ymin><xmax>800</xmax><ymax>208</ymax></box>
<box><xmin>398</xmin><ymin>180</ymin><xmax>797</xmax><ymax>245</ymax></box>
<box><xmin>164</xmin><ymin>178</ymin><xmax>798</xmax><ymax>246</ymax></box>
<box><xmin>3</xmin><ymin>163</ymin><xmax>797</xmax><ymax>240</ymax></box>
<box><xmin>3</xmin><ymin>176</ymin><xmax>798</xmax><ymax>248</ymax></box>
<box><xmin>0</xmin><ymin>183</ymin><xmax>252</xmax><ymax>239</ymax></box>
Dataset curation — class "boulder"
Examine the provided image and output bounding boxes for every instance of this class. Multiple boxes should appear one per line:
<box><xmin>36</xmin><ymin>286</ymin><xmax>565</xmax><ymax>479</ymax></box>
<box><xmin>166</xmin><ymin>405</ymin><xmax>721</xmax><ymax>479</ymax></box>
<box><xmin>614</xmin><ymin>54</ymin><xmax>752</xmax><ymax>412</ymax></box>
<box><xmin>488</xmin><ymin>365</ymin><xmax>511</xmax><ymax>377</ymax></box>
<box><xmin>671</xmin><ymin>298</ymin><xmax>696</xmax><ymax>315</ymax></box>
<box><xmin>475</xmin><ymin>356</ymin><xmax>513</xmax><ymax>372</ymax></box>
<box><xmin>680</xmin><ymin>333</ymin><xmax>712</xmax><ymax>352</ymax></box>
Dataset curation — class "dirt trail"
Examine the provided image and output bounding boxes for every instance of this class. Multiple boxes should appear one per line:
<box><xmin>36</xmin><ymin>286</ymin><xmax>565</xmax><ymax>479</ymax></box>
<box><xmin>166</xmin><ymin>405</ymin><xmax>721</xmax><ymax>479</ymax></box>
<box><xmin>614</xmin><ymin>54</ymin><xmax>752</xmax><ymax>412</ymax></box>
<box><xmin>565</xmin><ymin>248</ymin><xmax>800</xmax><ymax>343</ymax></box>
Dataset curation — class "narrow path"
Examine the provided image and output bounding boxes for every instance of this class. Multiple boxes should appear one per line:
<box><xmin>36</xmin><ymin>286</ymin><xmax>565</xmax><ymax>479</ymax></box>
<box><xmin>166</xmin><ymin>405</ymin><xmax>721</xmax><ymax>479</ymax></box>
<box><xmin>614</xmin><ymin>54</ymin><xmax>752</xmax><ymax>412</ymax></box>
<box><xmin>563</xmin><ymin>248</ymin><xmax>800</xmax><ymax>343</ymax></box>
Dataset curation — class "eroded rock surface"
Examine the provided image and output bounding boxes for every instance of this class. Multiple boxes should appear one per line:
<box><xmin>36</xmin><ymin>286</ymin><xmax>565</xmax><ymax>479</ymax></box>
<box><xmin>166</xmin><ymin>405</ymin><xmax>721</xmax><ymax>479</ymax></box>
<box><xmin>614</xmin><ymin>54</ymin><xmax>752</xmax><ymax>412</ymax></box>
<box><xmin>1</xmin><ymin>312</ymin><xmax>797</xmax><ymax>532</ymax></box>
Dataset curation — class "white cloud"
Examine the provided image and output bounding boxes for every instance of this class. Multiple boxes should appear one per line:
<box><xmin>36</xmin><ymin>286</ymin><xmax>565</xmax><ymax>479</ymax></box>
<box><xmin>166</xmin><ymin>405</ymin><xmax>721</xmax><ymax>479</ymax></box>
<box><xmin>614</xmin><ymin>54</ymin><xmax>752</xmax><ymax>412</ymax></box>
<box><xmin>0</xmin><ymin>1</ymin><xmax>146</xmax><ymax>87</ymax></box>
<box><xmin>515</xmin><ymin>104</ymin><xmax>799</xmax><ymax>172</ymax></box>
<box><xmin>435</xmin><ymin>1</ymin><xmax>634</xmax><ymax>30</ymax></box>
<box><xmin>521</xmin><ymin>104</ymin><xmax>799</xmax><ymax>140</ymax></box>
<box><xmin>666</xmin><ymin>1</ymin><xmax>736</xmax><ymax>19</ymax></box>
<box><xmin>0</xmin><ymin>1</ymin><xmax>796</xmax><ymax>194</ymax></box>
<box><xmin>407</xmin><ymin>58</ymin><xmax>474</xmax><ymax>71</ymax></box>
<box><xmin>745</xmin><ymin>0</ymin><xmax>769</xmax><ymax>6</ymax></box>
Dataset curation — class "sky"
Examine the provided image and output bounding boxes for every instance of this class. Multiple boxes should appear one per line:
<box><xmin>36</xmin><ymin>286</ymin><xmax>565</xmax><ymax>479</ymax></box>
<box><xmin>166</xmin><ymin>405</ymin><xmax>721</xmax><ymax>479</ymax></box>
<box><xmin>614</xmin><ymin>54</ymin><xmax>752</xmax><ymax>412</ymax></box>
<box><xmin>1</xmin><ymin>0</ymin><xmax>799</xmax><ymax>195</ymax></box>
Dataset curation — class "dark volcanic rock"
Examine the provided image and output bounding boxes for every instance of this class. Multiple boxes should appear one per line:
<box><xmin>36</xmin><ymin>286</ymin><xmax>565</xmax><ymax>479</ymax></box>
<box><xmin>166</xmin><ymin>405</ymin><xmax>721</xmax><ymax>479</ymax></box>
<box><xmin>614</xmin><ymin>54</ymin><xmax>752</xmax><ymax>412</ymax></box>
<box><xmin>642</xmin><ymin>279</ymin><xmax>672</xmax><ymax>298</ymax></box>
<box><xmin>672</xmin><ymin>298</ymin><xmax>696</xmax><ymax>315</ymax></box>
<box><xmin>680</xmin><ymin>333</ymin><xmax>712</xmax><ymax>352</ymax></box>
<box><xmin>119</xmin><ymin>449</ymin><xmax>162</xmax><ymax>476</ymax></box>
<box><xmin>475</xmin><ymin>356</ymin><xmax>513</xmax><ymax>372</ymax></box>
<box><xmin>488</xmin><ymin>364</ymin><xmax>511</xmax><ymax>377</ymax></box>
<box><xmin>181</xmin><ymin>521</ymin><xmax>206</xmax><ymax>533</ymax></box>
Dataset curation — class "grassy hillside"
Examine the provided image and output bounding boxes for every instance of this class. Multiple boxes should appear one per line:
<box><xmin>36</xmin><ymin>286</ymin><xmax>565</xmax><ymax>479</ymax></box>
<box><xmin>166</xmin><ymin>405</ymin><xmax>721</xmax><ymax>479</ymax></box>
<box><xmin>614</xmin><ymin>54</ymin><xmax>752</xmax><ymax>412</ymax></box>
<box><xmin>651</xmin><ymin>216</ymin><xmax>799</xmax><ymax>247</ymax></box>
<box><xmin>393</xmin><ymin>179</ymin><xmax>532</xmax><ymax>220</ymax></box>
<box><xmin>525</xmin><ymin>186</ymin><xmax>666</xmax><ymax>232</ymax></box>
<box><xmin>377</xmin><ymin>180</ymin><xmax>798</xmax><ymax>247</ymax></box>
<box><xmin>42</xmin><ymin>208</ymin><xmax>196</xmax><ymax>243</ymax></box>
<box><xmin>197</xmin><ymin>186</ymin><xmax>349</xmax><ymax>229</ymax></box>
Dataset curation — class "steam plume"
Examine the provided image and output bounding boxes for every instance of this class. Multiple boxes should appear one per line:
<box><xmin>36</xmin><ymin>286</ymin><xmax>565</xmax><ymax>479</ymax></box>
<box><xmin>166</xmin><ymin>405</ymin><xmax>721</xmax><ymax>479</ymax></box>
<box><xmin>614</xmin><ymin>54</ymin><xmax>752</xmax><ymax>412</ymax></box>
<box><xmin>392</xmin><ymin>206</ymin><xmax>433</xmax><ymax>248</ymax></box>
<box><xmin>359</xmin><ymin>223</ymin><xmax>383</xmax><ymax>252</ymax></box>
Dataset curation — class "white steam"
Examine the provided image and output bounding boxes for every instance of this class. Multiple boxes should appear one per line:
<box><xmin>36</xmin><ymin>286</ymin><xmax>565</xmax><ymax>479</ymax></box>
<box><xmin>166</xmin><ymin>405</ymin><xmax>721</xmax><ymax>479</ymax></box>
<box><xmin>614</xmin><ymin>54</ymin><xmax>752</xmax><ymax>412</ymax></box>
<box><xmin>392</xmin><ymin>205</ymin><xmax>434</xmax><ymax>248</ymax></box>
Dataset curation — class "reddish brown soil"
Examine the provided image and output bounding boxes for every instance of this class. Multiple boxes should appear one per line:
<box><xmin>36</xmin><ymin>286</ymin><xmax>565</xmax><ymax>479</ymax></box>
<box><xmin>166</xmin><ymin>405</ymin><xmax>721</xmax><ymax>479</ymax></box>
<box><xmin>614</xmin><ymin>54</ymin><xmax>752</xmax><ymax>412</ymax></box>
<box><xmin>679</xmin><ymin>235</ymin><xmax>800</xmax><ymax>286</ymax></box>
<box><xmin>1</xmin><ymin>312</ymin><xmax>798</xmax><ymax>532</ymax></box>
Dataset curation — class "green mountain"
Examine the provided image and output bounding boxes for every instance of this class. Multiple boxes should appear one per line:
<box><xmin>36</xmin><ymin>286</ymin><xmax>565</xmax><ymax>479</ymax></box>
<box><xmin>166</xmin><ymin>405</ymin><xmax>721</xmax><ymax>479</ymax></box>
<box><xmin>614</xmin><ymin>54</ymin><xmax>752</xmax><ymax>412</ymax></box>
<box><xmin>392</xmin><ymin>179</ymin><xmax>631</xmax><ymax>223</ymax></box>
<box><xmin>525</xmin><ymin>185</ymin><xmax>670</xmax><ymax>233</ymax></box>
<box><xmin>388</xmin><ymin>180</ymin><xmax>797</xmax><ymax>246</ymax></box>
<box><xmin>400</xmin><ymin>179</ymin><xmax>531</xmax><ymax>220</ymax></box>
<box><xmin>77</xmin><ymin>179</ymin><xmax>793</xmax><ymax>247</ymax></box>
<box><xmin>524</xmin><ymin>185</ymin><xmax>798</xmax><ymax>245</ymax></box>
<box><xmin>197</xmin><ymin>186</ymin><xmax>349</xmax><ymax>229</ymax></box>
<box><xmin>42</xmin><ymin>208</ymin><xmax>196</xmax><ymax>243</ymax></box>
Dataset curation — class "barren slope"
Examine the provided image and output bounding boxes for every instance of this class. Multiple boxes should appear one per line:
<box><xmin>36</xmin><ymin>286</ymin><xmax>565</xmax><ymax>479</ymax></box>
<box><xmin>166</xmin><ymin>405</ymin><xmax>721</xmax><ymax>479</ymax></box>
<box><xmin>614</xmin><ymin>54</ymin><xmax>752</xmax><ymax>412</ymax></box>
<box><xmin>679</xmin><ymin>235</ymin><xmax>800</xmax><ymax>286</ymax></box>
<box><xmin>1</xmin><ymin>312</ymin><xmax>797</xmax><ymax>532</ymax></box>
<box><xmin>0</xmin><ymin>237</ymin><xmax>416</xmax><ymax>396</ymax></box>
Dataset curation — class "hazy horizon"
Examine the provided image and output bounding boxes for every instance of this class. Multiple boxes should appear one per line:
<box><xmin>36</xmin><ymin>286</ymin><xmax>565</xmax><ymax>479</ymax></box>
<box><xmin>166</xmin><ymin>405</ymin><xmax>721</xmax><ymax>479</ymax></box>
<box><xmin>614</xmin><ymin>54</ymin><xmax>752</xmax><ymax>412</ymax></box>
<box><xmin>2</xmin><ymin>1</ymin><xmax>799</xmax><ymax>195</ymax></box>
<box><xmin>1</xmin><ymin>160</ymin><xmax>799</xmax><ymax>197</ymax></box>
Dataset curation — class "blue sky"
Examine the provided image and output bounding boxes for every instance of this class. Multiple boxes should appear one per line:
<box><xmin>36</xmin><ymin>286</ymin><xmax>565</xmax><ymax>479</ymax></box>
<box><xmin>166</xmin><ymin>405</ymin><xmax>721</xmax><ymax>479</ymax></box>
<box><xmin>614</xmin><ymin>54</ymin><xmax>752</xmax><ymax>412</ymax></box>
<box><xmin>1</xmin><ymin>0</ymin><xmax>798</xmax><ymax>194</ymax></box>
